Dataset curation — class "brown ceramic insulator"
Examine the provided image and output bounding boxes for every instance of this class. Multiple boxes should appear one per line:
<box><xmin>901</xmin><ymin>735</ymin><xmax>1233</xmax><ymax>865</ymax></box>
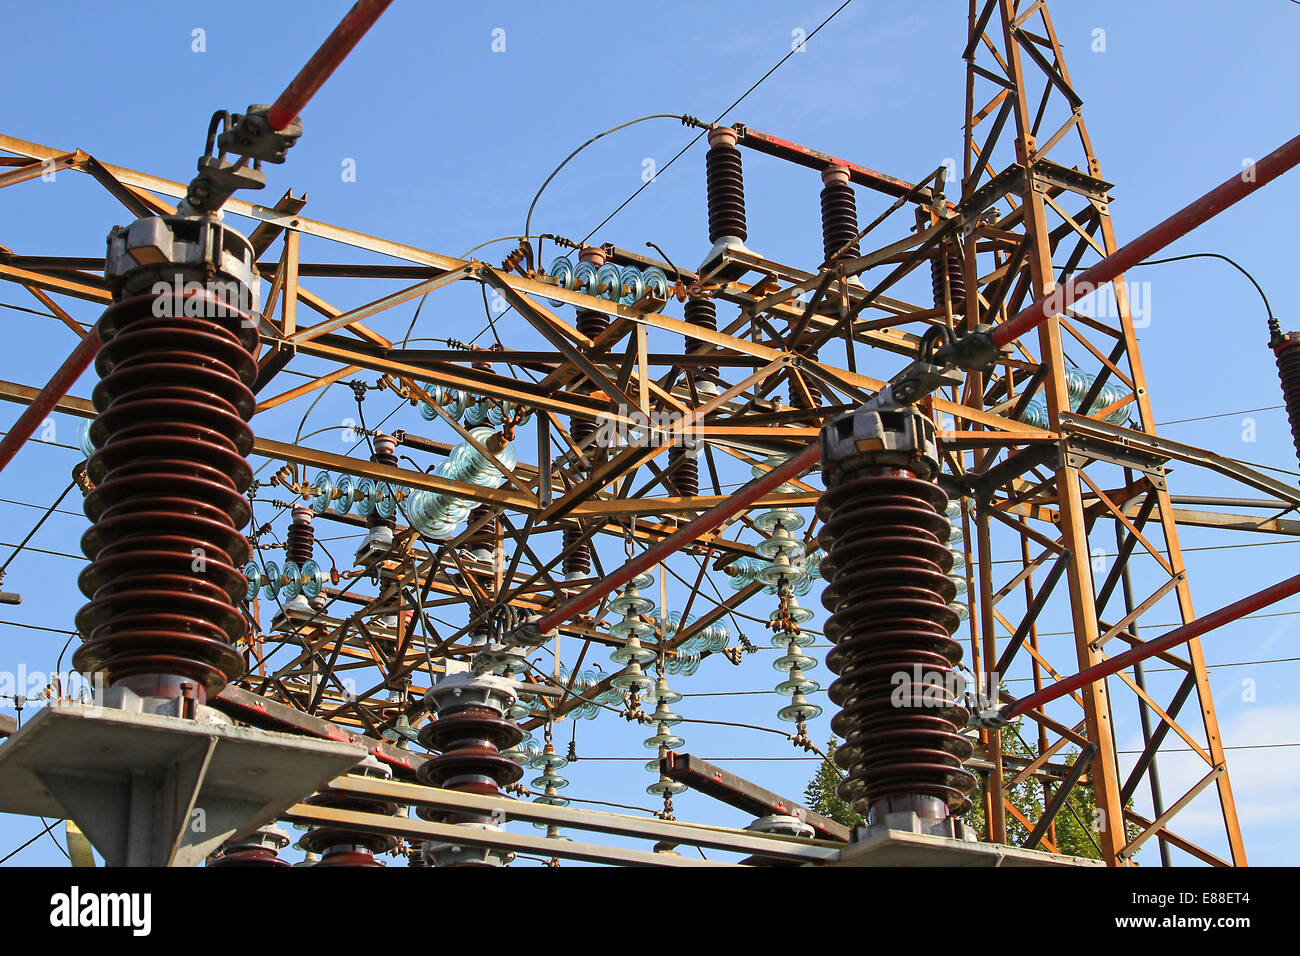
<box><xmin>562</xmin><ymin>527</ymin><xmax>592</xmax><ymax>578</ymax></box>
<box><xmin>370</xmin><ymin>436</ymin><xmax>398</xmax><ymax>467</ymax></box>
<box><xmin>569</xmin><ymin>306</ymin><xmax>604</xmax><ymax>470</ymax></box>
<box><xmin>668</xmin><ymin>445</ymin><xmax>699</xmax><ymax>497</ymax></box>
<box><xmin>706</xmin><ymin>139</ymin><xmax>748</xmax><ymax>244</ymax></box>
<box><xmin>792</xmin><ymin>345</ymin><xmax>822</xmax><ymax>409</ymax></box>
<box><xmin>73</xmin><ymin>290</ymin><xmax>257</xmax><ymax>702</ymax></box>
<box><xmin>820</xmin><ymin>178</ymin><xmax>861</xmax><ymax>262</ymax></box>
<box><xmin>569</xmin><ymin>416</ymin><xmax>598</xmax><ymax>474</ymax></box>
<box><xmin>567</xmin><ymin>309</ymin><xmax>605</xmax><ymax>583</ymax></box>
<box><xmin>416</xmin><ymin>705</ymin><xmax>524</xmax><ymax>822</ymax></box>
<box><xmin>930</xmin><ymin>248</ymin><xmax>966</xmax><ymax>316</ymax></box>
<box><xmin>368</xmin><ymin>435</ymin><xmax>399</xmax><ymax>530</ymax></box>
<box><xmin>207</xmin><ymin>846</ymin><xmax>289</xmax><ymax>868</ymax></box>
<box><xmin>465</xmin><ymin>502</ymin><xmax>496</xmax><ymax>553</ymax></box>
<box><xmin>817</xmin><ymin>466</ymin><xmax>975</xmax><ymax>822</ymax></box>
<box><xmin>297</xmin><ymin>788</ymin><xmax>400</xmax><ymax>862</ymax></box>
<box><xmin>1274</xmin><ymin>335</ymin><xmax>1300</xmax><ymax>468</ymax></box>
<box><xmin>500</xmin><ymin>245</ymin><xmax>528</xmax><ymax>273</ymax></box>
<box><xmin>684</xmin><ymin>296</ymin><xmax>719</xmax><ymax>386</ymax></box>
<box><xmin>576</xmin><ymin>309</ymin><xmax>610</xmax><ymax>340</ymax></box>
<box><xmin>285</xmin><ymin>519</ymin><xmax>315</xmax><ymax>565</ymax></box>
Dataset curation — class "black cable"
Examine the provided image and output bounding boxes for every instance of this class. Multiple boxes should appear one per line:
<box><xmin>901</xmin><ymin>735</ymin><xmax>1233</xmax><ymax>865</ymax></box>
<box><xmin>0</xmin><ymin>541</ymin><xmax>80</xmax><ymax>560</ymax></box>
<box><xmin>0</xmin><ymin>481</ymin><xmax>75</xmax><ymax>575</ymax></box>
<box><xmin>0</xmin><ymin>431</ymin><xmax>78</xmax><ymax>452</ymax></box>
<box><xmin>0</xmin><ymin>818</ymin><xmax>59</xmax><ymax>865</ymax></box>
<box><xmin>39</xmin><ymin>817</ymin><xmax>70</xmax><ymax>861</ymax></box>
<box><xmin>0</xmin><ymin>301</ymin><xmax>62</xmax><ymax>320</ymax></box>
<box><xmin>0</xmin><ymin>620</ymin><xmax>77</xmax><ymax>635</ymax></box>
<box><xmin>1057</xmin><ymin>252</ymin><xmax>1274</xmax><ymax>334</ymax></box>
<box><xmin>399</xmin><ymin>288</ymin><xmax>431</xmax><ymax>349</ymax></box>
<box><xmin>1156</xmin><ymin>404</ymin><xmax>1284</xmax><ymax>426</ymax></box>
<box><xmin>0</xmin><ymin>494</ymin><xmax>82</xmax><ymax>518</ymax></box>
<box><xmin>523</xmin><ymin>114</ymin><xmax>688</xmax><ymax>242</ymax></box>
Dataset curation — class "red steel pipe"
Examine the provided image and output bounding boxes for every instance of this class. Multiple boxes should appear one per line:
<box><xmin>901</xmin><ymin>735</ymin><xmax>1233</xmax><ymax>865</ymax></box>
<box><xmin>0</xmin><ymin>328</ymin><xmax>100</xmax><ymax>473</ymax></box>
<box><xmin>534</xmin><ymin>440</ymin><xmax>822</xmax><ymax>633</ymax></box>
<box><xmin>992</xmin><ymin>131</ymin><xmax>1300</xmax><ymax>348</ymax></box>
<box><xmin>265</xmin><ymin>0</ymin><xmax>395</xmax><ymax>131</ymax></box>
<box><xmin>724</xmin><ymin>124</ymin><xmax>956</xmax><ymax>210</ymax></box>
<box><xmin>1002</xmin><ymin>571</ymin><xmax>1300</xmax><ymax>720</ymax></box>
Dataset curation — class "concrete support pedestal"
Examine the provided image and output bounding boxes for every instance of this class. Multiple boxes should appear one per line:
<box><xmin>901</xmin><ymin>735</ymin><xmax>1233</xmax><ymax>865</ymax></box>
<box><xmin>0</xmin><ymin>701</ymin><xmax>365</xmax><ymax>867</ymax></box>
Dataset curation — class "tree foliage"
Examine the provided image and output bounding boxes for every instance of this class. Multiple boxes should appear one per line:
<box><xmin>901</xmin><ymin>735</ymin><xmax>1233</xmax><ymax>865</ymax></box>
<box><xmin>965</xmin><ymin>723</ymin><xmax>1106</xmax><ymax>858</ymax></box>
<box><xmin>802</xmin><ymin>739</ymin><xmax>863</xmax><ymax>829</ymax></box>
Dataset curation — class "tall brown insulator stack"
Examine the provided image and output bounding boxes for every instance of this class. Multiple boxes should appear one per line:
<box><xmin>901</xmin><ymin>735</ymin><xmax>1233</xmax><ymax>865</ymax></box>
<box><xmin>797</xmin><ymin>164</ymin><xmax>865</xmax><ymax>410</ymax></box>
<box><xmin>562</xmin><ymin>524</ymin><xmax>592</xmax><ymax>582</ymax></box>
<box><xmin>701</xmin><ymin>127</ymin><xmax>754</xmax><ymax>279</ymax></box>
<box><xmin>817</xmin><ymin>403</ymin><xmax>976</xmax><ymax>835</ymax></box>
<box><xmin>684</xmin><ymin>295</ymin><xmax>720</xmax><ymax>395</ymax></box>
<box><xmin>369</xmin><ymin>431</ymin><xmax>399</xmax><ymax>533</ymax></box>
<box><xmin>668</xmin><ymin>444</ymin><xmax>699</xmax><ymax>497</ymax></box>
<box><xmin>930</xmin><ymin>246</ymin><xmax>966</xmax><ymax>319</ymax></box>
<box><xmin>76</xmin><ymin>214</ymin><xmax>262</xmax><ymax>708</ymax></box>
<box><xmin>563</xmin><ymin>413</ymin><xmax>596</xmax><ymax>584</ymax></box>
<box><xmin>820</xmin><ymin>164</ymin><xmax>861</xmax><ymax>264</ymax></box>
<box><xmin>574</xmin><ymin>244</ymin><xmax>612</xmax><ymax>341</ymax></box>
<box><xmin>563</xmin><ymin>246</ymin><xmax>610</xmax><ymax>584</ymax></box>
<box><xmin>353</xmin><ymin>432</ymin><xmax>399</xmax><ymax>563</ymax></box>
<box><xmin>705</xmin><ymin>128</ymin><xmax>747</xmax><ymax>256</ymax></box>
<box><xmin>284</xmin><ymin>504</ymin><xmax>322</xmax><ymax>611</ymax></box>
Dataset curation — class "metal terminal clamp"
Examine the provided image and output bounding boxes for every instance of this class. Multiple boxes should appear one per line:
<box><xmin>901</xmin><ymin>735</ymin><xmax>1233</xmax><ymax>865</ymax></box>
<box><xmin>820</xmin><ymin>399</ymin><xmax>943</xmax><ymax>484</ymax></box>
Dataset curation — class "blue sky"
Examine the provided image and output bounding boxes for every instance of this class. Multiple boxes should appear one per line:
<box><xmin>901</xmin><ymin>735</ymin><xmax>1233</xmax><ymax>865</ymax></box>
<box><xmin>0</xmin><ymin>1</ymin><xmax>1298</xmax><ymax>866</ymax></box>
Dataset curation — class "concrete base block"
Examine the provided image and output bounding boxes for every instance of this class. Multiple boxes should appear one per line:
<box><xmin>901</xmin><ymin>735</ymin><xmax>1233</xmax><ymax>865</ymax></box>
<box><xmin>831</xmin><ymin>822</ymin><xmax>1104</xmax><ymax>867</ymax></box>
<box><xmin>0</xmin><ymin>702</ymin><xmax>366</xmax><ymax>867</ymax></box>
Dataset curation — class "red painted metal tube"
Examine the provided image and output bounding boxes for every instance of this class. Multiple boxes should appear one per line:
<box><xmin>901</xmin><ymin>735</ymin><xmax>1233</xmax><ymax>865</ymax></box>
<box><xmin>0</xmin><ymin>328</ymin><xmax>100</xmax><ymax>473</ymax></box>
<box><xmin>534</xmin><ymin>440</ymin><xmax>822</xmax><ymax>633</ymax></box>
<box><xmin>265</xmin><ymin>0</ymin><xmax>395</xmax><ymax>131</ymax></box>
<box><xmin>727</xmin><ymin>124</ymin><xmax>956</xmax><ymax>210</ymax></box>
<box><xmin>1002</xmin><ymin>571</ymin><xmax>1300</xmax><ymax>719</ymax></box>
<box><xmin>992</xmin><ymin>132</ymin><xmax>1300</xmax><ymax>349</ymax></box>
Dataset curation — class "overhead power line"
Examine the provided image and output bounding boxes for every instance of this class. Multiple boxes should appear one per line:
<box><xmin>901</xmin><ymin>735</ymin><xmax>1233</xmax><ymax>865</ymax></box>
<box><xmin>577</xmin><ymin>0</ymin><xmax>858</xmax><ymax>245</ymax></box>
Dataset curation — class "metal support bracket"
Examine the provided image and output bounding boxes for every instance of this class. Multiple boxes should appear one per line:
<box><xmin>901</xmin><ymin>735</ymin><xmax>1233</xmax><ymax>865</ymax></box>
<box><xmin>0</xmin><ymin>703</ymin><xmax>365</xmax><ymax>866</ymax></box>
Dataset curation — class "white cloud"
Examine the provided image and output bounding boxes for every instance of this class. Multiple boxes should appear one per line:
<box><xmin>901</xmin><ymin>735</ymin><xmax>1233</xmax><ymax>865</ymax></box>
<box><xmin>1118</xmin><ymin>703</ymin><xmax>1300</xmax><ymax>862</ymax></box>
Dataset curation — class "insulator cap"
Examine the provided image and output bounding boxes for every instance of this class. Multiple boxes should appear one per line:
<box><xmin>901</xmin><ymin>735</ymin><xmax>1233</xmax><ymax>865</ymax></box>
<box><xmin>820</xmin><ymin>404</ymin><xmax>941</xmax><ymax>484</ymax></box>
<box><xmin>105</xmin><ymin>215</ymin><xmax>259</xmax><ymax>310</ymax></box>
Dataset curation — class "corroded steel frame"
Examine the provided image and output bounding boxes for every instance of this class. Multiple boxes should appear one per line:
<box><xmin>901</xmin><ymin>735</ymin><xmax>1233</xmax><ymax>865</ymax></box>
<box><xmin>0</xmin><ymin>0</ymin><xmax>1268</xmax><ymax>867</ymax></box>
